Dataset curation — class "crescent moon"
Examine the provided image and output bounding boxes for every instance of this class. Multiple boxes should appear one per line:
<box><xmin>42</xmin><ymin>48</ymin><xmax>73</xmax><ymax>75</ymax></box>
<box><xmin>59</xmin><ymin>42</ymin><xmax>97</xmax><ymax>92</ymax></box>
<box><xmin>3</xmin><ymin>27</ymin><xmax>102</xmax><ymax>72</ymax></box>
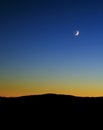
<box><xmin>75</xmin><ymin>31</ymin><xmax>79</xmax><ymax>36</ymax></box>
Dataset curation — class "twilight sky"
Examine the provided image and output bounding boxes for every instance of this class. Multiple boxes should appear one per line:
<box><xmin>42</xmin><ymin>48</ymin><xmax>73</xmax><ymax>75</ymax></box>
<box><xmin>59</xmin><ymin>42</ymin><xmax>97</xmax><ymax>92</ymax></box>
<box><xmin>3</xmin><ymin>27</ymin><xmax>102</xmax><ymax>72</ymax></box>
<box><xmin>1</xmin><ymin>0</ymin><xmax>103</xmax><ymax>97</ymax></box>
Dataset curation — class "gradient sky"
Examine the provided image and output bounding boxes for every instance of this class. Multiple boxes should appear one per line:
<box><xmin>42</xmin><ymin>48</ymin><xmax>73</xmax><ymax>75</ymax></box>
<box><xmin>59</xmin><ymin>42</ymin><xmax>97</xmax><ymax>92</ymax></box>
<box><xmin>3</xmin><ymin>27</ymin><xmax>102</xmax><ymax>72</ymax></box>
<box><xmin>1</xmin><ymin>0</ymin><xmax>103</xmax><ymax>97</ymax></box>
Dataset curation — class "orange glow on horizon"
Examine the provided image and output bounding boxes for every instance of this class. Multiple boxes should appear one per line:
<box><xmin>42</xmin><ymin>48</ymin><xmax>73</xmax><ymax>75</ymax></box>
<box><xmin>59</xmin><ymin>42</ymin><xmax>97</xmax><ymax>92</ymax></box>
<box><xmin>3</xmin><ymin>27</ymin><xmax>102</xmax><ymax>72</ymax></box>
<box><xmin>1</xmin><ymin>85</ymin><xmax>103</xmax><ymax>97</ymax></box>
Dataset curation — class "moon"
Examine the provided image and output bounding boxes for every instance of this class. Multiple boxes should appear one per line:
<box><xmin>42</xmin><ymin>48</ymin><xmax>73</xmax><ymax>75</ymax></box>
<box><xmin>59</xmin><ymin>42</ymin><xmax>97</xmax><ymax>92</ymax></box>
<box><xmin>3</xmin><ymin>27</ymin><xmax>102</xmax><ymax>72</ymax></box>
<box><xmin>75</xmin><ymin>30</ymin><xmax>79</xmax><ymax>36</ymax></box>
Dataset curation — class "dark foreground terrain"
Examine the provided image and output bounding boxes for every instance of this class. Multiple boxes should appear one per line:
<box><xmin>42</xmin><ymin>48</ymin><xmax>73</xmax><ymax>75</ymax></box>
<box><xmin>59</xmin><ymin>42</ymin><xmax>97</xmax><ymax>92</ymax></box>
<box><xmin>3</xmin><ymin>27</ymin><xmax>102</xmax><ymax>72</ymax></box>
<box><xmin>0</xmin><ymin>94</ymin><xmax>103</xmax><ymax>127</ymax></box>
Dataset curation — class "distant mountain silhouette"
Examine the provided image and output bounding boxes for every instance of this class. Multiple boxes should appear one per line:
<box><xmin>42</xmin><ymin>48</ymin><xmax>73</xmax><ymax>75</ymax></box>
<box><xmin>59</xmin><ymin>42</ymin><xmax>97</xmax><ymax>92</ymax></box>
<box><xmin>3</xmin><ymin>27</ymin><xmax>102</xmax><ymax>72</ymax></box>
<box><xmin>1</xmin><ymin>93</ymin><xmax>103</xmax><ymax>110</ymax></box>
<box><xmin>0</xmin><ymin>93</ymin><xmax>103</xmax><ymax>127</ymax></box>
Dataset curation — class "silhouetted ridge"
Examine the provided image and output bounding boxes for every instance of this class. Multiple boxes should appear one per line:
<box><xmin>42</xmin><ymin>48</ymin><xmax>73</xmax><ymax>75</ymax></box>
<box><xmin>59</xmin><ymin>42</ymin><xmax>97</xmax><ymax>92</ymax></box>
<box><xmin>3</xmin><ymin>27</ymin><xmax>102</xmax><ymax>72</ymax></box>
<box><xmin>0</xmin><ymin>93</ymin><xmax>103</xmax><ymax>127</ymax></box>
<box><xmin>1</xmin><ymin>93</ymin><xmax>103</xmax><ymax>108</ymax></box>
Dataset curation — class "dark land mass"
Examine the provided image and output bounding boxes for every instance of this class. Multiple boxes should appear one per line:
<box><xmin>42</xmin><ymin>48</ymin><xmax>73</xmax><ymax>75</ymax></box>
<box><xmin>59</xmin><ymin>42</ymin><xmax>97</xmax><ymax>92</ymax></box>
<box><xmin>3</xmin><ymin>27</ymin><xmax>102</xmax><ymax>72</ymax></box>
<box><xmin>0</xmin><ymin>93</ymin><xmax>103</xmax><ymax>127</ymax></box>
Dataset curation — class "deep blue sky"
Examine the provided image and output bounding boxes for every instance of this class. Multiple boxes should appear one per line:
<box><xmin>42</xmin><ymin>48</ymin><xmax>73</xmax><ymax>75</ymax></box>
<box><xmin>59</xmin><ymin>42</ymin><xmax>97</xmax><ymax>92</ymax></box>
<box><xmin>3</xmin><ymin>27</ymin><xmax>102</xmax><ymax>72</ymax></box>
<box><xmin>1</xmin><ymin>0</ymin><xmax>103</xmax><ymax>97</ymax></box>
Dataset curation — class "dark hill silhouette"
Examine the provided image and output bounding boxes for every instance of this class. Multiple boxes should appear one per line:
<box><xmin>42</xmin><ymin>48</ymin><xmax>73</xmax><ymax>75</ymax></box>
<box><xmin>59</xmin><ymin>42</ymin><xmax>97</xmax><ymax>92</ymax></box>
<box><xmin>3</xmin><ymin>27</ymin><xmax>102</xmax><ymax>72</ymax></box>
<box><xmin>1</xmin><ymin>93</ymin><xmax>103</xmax><ymax>110</ymax></box>
<box><xmin>0</xmin><ymin>93</ymin><xmax>103</xmax><ymax>127</ymax></box>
